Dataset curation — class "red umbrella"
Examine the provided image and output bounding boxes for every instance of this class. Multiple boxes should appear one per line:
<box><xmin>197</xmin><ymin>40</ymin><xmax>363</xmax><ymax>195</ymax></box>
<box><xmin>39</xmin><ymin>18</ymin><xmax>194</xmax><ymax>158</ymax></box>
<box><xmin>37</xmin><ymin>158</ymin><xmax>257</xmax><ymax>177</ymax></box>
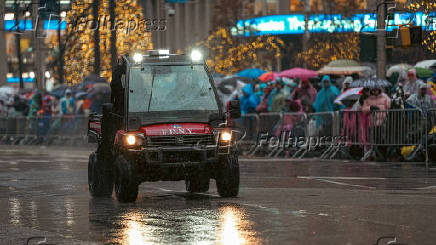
<box><xmin>259</xmin><ymin>72</ymin><xmax>278</xmax><ymax>82</ymax></box>
<box><xmin>278</xmin><ymin>67</ymin><xmax>318</xmax><ymax>80</ymax></box>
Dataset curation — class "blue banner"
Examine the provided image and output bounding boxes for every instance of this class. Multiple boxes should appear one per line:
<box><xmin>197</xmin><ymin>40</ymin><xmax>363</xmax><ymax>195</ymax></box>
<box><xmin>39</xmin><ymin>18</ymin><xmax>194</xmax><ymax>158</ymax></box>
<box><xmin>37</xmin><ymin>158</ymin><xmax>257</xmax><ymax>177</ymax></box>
<box><xmin>232</xmin><ymin>12</ymin><xmax>436</xmax><ymax>36</ymax></box>
<box><xmin>5</xmin><ymin>20</ymin><xmax>67</xmax><ymax>31</ymax></box>
<box><xmin>7</xmin><ymin>77</ymin><xmax>34</xmax><ymax>83</ymax></box>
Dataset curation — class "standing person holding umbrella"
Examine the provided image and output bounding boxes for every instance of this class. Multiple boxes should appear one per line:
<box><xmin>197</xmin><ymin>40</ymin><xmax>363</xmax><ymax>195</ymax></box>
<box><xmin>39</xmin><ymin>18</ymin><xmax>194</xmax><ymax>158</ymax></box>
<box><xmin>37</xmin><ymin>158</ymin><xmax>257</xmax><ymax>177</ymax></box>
<box><xmin>362</xmin><ymin>88</ymin><xmax>391</xmax><ymax>126</ymax></box>
<box><xmin>361</xmin><ymin>87</ymin><xmax>391</xmax><ymax>160</ymax></box>
<box><xmin>348</xmin><ymin>77</ymin><xmax>392</xmax><ymax>158</ymax></box>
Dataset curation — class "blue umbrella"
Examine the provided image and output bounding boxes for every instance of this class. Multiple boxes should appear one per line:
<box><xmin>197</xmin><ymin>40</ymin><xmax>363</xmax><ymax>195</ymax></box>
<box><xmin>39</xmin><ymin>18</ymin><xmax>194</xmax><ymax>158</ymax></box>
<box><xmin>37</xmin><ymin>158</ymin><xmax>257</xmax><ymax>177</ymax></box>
<box><xmin>236</xmin><ymin>68</ymin><xmax>266</xmax><ymax>79</ymax></box>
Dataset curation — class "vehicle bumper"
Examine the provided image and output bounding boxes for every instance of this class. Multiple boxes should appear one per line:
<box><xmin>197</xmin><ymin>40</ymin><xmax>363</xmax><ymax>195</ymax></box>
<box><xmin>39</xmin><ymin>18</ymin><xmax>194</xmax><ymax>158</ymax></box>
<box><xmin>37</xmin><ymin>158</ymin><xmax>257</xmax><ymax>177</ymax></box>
<box><xmin>126</xmin><ymin>145</ymin><xmax>231</xmax><ymax>166</ymax></box>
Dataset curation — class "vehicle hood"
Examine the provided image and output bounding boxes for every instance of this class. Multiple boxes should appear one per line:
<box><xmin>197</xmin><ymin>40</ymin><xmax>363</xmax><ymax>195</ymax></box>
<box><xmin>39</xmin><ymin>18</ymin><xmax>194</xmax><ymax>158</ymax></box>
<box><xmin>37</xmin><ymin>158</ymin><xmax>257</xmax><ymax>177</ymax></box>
<box><xmin>139</xmin><ymin>123</ymin><xmax>212</xmax><ymax>136</ymax></box>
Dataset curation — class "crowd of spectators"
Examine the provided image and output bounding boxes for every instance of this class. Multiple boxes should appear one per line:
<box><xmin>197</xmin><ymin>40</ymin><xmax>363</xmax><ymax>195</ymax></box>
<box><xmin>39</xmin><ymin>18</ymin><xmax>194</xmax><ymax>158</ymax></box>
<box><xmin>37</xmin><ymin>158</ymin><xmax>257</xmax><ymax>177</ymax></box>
<box><xmin>0</xmin><ymin>87</ymin><xmax>109</xmax><ymax>119</ymax></box>
<box><xmin>238</xmin><ymin>69</ymin><xmax>436</xmax><ymax>117</ymax></box>
<box><xmin>0</xmin><ymin>85</ymin><xmax>110</xmax><ymax>140</ymax></box>
<box><xmin>235</xmin><ymin>69</ymin><xmax>436</xmax><ymax>161</ymax></box>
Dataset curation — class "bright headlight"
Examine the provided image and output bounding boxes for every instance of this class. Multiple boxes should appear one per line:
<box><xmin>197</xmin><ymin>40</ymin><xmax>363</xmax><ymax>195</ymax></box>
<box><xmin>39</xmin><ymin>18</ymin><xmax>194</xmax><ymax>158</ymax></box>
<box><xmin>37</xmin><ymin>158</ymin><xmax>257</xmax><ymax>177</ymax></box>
<box><xmin>191</xmin><ymin>49</ymin><xmax>203</xmax><ymax>61</ymax></box>
<box><xmin>220</xmin><ymin>132</ymin><xmax>232</xmax><ymax>141</ymax></box>
<box><xmin>132</xmin><ymin>53</ymin><xmax>143</xmax><ymax>63</ymax></box>
<box><xmin>126</xmin><ymin>135</ymin><xmax>136</xmax><ymax>145</ymax></box>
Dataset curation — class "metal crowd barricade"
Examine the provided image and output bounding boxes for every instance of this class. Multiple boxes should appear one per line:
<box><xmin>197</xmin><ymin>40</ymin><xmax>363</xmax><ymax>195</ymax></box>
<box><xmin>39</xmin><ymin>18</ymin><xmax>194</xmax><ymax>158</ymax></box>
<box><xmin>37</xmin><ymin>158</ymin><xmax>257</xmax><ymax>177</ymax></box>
<box><xmin>233</xmin><ymin>113</ymin><xmax>260</xmax><ymax>154</ymax></box>
<box><xmin>0</xmin><ymin>115</ymin><xmax>89</xmax><ymax>146</ymax></box>
<box><xmin>239</xmin><ymin>112</ymin><xmax>308</xmax><ymax>157</ymax></box>
<box><xmin>321</xmin><ymin>110</ymin><xmax>370</xmax><ymax>160</ymax></box>
<box><xmin>327</xmin><ymin>108</ymin><xmax>431</xmax><ymax>164</ymax></box>
<box><xmin>245</xmin><ymin>112</ymin><xmax>282</xmax><ymax>156</ymax></box>
<box><xmin>293</xmin><ymin>111</ymin><xmax>339</xmax><ymax>159</ymax></box>
<box><xmin>0</xmin><ymin>116</ymin><xmax>37</xmax><ymax>144</ymax></box>
<box><xmin>363</xmin><ymin>109</ymin><xmax>425</xmax><ymax>162</ymax></box>
<box><xmin>269</xmin><ymin>112</ymin><xmax>307</xmax><ymax>158</ymax></box>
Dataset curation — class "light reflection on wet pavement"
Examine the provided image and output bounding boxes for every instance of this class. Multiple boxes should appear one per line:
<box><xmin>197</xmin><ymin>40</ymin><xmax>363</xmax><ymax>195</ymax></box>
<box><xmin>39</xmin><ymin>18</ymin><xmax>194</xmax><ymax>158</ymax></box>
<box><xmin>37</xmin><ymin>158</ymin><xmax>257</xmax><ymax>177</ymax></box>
<box><xmin>1</xmin><ymin>146</ymin><xmax>436</xmax><ymax>244</ymax></box>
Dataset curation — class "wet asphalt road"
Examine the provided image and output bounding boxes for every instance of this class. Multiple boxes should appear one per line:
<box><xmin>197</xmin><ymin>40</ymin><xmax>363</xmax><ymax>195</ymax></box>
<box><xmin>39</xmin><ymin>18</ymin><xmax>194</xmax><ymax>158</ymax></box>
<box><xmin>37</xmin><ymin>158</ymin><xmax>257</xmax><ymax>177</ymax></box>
<box><xmin>1</xmin><ymin>146</ymin><xmax>436</xmax><ymax>244</ymax></box>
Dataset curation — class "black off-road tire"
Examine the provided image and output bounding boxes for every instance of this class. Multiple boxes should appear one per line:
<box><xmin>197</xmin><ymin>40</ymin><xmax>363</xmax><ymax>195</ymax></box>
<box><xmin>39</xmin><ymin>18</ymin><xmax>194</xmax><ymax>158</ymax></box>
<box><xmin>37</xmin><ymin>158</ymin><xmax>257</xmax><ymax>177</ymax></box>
<box><xmin>185</xmin><ymin>172</ymin><xmax>210</xmax><ymax>193</ymax></box>
<box><xmin>88</xmin><ymin>152</ymin><xmax>114</xmax><ymax>197</ymax></box>
<box><xmin>114</xmin><ymin>155</ymin><xmax>139</xmax><ymax>203</ymax></box>
<box><xmin>215</xmin><ymin>153</ymin><xmax>240</xmax><ymax>197</ymax></box>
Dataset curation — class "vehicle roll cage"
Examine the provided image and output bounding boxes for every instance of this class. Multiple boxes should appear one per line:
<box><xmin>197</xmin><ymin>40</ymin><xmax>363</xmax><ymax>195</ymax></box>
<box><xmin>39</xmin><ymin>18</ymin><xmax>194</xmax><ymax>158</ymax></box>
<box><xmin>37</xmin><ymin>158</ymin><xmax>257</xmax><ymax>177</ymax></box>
<box><xmin>117</xmin><ymin>52</ymin><xmax>223</xmax><ymax>132</ymax></box>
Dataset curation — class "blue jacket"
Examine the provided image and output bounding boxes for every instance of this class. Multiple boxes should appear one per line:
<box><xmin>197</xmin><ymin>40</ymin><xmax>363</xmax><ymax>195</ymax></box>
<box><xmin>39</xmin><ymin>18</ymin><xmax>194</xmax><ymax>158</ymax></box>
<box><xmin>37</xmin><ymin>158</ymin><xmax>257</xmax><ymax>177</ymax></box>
<box><xmin>61</xmin><ymin>97</ymin><xmax>75</xmax><ymax>115</ymax></box>
<box><xmin>240</xmin><ymin>84</ymin><xmax>260</xmax><ymax>115</ymax></box>
<box><xmin>313</xmin><ymin>75</ymin><xmax>340</xmax><ymax>113</ymax></box>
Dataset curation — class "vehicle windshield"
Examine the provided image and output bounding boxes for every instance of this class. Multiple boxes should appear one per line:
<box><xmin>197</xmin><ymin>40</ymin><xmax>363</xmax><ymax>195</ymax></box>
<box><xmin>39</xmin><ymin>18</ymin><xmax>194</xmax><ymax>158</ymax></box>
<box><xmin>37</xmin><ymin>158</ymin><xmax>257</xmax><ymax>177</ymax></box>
<box><xmin>128</xmin><ymin>65</ymin><xmax>219</xmax><ymax>113</ymax></box>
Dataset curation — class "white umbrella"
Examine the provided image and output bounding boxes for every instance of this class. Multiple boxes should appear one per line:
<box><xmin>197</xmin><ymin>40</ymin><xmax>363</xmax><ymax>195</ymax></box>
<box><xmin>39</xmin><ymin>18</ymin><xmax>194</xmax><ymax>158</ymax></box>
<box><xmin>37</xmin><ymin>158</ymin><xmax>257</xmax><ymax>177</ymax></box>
<box><xmin>334</xmin><ymin>87</ymin><xmax>363</xmax><ymax>103</ymax></box>
<box><xmin>350</xmin><ymin>77</ymin><xmax>391</xmax><ymax>89</ymax></box>
<box><xmin>386</xmin><ymin>64</ymin><xmax>412</xmax><ymax>77</ymax></box>
<box><xmin>415</xmin><ymin>60</ymin><xmax>436</xmax><ymax>69</ymax></box>
<box><xmin>318</xmin><ymin>66</ymin><xmax>373</xmax><ymax>76</ymax></box>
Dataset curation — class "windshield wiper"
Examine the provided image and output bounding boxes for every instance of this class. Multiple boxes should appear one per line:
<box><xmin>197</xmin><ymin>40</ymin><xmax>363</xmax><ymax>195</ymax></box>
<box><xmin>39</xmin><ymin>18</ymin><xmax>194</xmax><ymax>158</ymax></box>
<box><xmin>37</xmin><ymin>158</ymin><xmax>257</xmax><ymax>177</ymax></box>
<box><xmin>147</xmin><ymin>70</ymin><xmax>155</xmax><ymax>112</ymax></box>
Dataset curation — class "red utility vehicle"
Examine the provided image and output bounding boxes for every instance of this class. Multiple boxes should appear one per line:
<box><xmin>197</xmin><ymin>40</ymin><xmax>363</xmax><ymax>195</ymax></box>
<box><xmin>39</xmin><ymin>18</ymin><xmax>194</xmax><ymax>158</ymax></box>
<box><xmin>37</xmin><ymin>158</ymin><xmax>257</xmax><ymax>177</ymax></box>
<box><xmin>87</xmin><ymin>50</ymin><xmax>241</xmax><ymax>202</ymax></box>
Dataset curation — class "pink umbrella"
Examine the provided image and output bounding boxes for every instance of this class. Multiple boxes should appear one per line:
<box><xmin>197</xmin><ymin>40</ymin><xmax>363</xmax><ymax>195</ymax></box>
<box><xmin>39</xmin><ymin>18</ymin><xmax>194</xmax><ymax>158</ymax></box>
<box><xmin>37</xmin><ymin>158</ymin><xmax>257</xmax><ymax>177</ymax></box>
<box><xmin>259</xmin><ymin>72</ymin><xmax>278</xmax><ymax>82</ymax></box>
<box><xmin>278</xmin><ymin>67</ymin><xmax>318</xmax><ymax>80</ymax></box>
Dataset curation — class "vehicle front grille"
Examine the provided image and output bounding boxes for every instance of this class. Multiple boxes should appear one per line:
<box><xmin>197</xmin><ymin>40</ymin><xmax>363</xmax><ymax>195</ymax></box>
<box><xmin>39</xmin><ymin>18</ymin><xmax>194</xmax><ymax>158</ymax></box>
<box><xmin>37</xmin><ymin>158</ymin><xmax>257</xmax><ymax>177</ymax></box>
<box><xmin>146</xmin><ymin>134</ymin><xmax>215</xmax><ymax>147</ymax></box>
<box><xmin>163</xmin><ymin>151</ymin><xmax>202</xmax><ymax>163</ymax></box>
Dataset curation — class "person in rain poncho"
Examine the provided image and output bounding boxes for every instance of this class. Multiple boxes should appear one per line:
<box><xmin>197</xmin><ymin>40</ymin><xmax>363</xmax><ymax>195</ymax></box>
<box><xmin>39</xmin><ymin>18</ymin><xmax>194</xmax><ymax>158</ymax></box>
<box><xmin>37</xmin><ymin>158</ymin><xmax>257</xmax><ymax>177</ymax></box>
<box><xmin>256</xmin><ymin>84</ymin><xmax>272</xmax><ymax>113</ymax></box>
<box><xmin>268</xmin><ymin>78</ymin><xmax>290</xmax><ymax>112</ymax></box>
<box><xmin>341</xmin><ymin>76</ymin><xmax>353</xmax><ymax>93</ymax></box>
<box><xmin>311</xmin><ymin>76</ymin><xmax>340</xmax><ymax>135</ymax></box>
<box><xmin>255</xmin><ymin>83</ymin><xmax>268</xmax><ymax>99</ymax></box>
<box><xmin>61</xmin><ymin>89</ymin><xmax>75</xmax><ymax>115</ymax></box>
<box><xmin>290</xmin><ymin>78</ymin><xmax>318</xmax><ymax>104</ymax></box>
<box><xmin>240</xmin><ymin>83</ymin><xmax>259</xmax><ymax>115</ymax></box>
<box><xmin>362</xmin><ymin>87</ymin><xmax>391</xmax><ymax>127</ymax></box>
<box><xmin>274</xmin><ymin>100</ymin><xmax>304</xmax><ymax>137</ymax></box>
<box><xmin>406</xmin><ymin>82</ymin><xmax>435</xmax><ymax>111</ymax></box>
<box><xmin>28</xmin><ymin>92</ymin><xmax>42</xmax><ymax>118</ymax></box>
<box><xmin>403</xmin><ymin>69</ymin><xmax>422</xmax><ymax>97</ymax></box>
<box><xmin>313</xmin><ymin>75</ymin><xmax>340</xmax><ymax>113</ymax></box>
<box><xmin>403</xmin><ymin>82</ymin><xmax>436</xmax><ymax>161</ymax></box>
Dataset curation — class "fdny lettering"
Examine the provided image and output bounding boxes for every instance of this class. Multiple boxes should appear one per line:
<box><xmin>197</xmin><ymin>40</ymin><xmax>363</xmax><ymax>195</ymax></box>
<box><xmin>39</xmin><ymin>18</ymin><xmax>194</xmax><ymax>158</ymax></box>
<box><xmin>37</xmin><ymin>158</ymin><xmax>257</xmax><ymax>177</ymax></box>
<box><xmin>161</xmin><ymin>128</ymin><xmax>193</xmax><ymax>135</ymax></box>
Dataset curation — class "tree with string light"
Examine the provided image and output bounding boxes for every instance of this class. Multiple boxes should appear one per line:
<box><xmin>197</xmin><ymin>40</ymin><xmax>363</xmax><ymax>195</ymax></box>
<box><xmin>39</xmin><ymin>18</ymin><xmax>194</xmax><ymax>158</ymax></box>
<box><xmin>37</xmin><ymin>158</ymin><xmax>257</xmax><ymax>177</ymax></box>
<box><xmin>408</xmin><ymin>0</ymin><xmax>436</xmax><ymax>53</ymax></box>
<box><xmin>197</xmin><ymin>28</ymin><xmax>283</xmax><ymax>75</ymax></box>
<box><xmin>63</xmin><ymin>0</ymin><xmax>152</xmax><ymax>85</ymax></box>
<box><xmin>296</xmin><ymin>33</ymin><xmax>360</xmax><ymax>70</ymax></box>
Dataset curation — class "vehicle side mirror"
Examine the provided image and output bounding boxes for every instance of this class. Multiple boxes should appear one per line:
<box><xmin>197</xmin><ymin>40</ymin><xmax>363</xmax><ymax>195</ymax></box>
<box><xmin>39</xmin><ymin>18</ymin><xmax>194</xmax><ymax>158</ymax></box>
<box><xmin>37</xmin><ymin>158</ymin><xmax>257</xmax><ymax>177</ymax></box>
<box><xmin>209</xmin><ymin>113</ymin><xmax>225</xmax><ymax>127</ymax></box>
<box><xmin>227</xmin><ymin>100</ymin><xmax>241</xmax><ymax>119</ymax></box>
<box><xmin>209</xmin><ymin>113</ymin><xmax>224</xmax><ymax>121</ymax></box>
